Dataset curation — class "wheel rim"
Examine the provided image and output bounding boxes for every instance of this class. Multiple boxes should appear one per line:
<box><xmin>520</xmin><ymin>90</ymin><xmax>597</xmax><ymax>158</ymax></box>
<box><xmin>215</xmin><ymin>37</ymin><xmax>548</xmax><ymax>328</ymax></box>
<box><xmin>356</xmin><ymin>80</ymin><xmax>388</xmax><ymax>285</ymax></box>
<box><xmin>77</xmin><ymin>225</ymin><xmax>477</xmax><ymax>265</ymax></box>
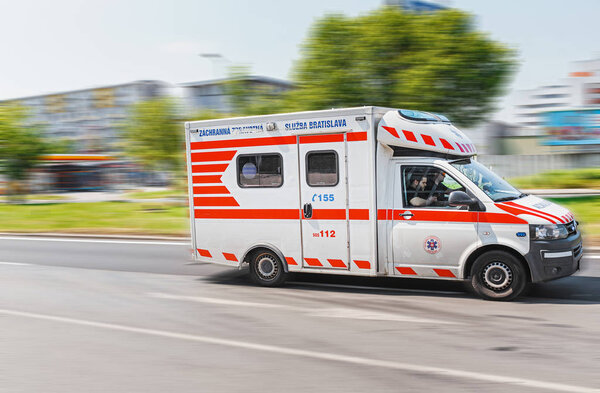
<box><xmin>256</xmin><ymin>255</ymin><xmax>278</xmax><ymax>281</ymax></box>
<box><xmin>482</xmin><ymin>261</ymin><xmax>513</xmax><ymax>291</ymax></box>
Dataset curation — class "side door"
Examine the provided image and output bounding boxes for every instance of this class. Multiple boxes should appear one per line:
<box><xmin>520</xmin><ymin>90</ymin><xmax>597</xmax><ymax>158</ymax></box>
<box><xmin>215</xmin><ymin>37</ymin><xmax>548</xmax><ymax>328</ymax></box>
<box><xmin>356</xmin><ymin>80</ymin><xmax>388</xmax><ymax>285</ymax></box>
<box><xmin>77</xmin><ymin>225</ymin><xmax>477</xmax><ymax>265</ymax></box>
<box><xmin>299</xmin><ymin>134</ymin><xmax>349</xmax><ymax>269</ymax></box>
<box><xmin>392</xmin><ymin>164</ymin><xmax>478</xmax><ymax>279</ymax></box>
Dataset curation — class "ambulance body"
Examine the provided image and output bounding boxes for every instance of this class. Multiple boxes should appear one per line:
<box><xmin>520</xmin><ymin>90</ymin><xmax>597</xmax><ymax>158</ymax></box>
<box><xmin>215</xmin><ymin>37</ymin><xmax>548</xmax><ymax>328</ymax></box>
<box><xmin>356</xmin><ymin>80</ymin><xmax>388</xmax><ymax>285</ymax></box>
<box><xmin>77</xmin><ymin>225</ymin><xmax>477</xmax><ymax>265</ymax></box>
<box><xmin>185</xmin><ymin>107</ymin><xmax>583</xmax><ymax>300</ymax></box>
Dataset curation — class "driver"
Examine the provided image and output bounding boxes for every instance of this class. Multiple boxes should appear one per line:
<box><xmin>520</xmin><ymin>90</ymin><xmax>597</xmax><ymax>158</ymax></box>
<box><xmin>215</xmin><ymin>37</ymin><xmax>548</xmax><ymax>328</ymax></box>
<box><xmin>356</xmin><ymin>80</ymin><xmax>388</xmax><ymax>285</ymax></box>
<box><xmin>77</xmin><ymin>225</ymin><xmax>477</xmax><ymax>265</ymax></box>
<box><xmin>408</xmin><ymin>175</ymin><xmax>437</xmax><ymax>207</ymax></box>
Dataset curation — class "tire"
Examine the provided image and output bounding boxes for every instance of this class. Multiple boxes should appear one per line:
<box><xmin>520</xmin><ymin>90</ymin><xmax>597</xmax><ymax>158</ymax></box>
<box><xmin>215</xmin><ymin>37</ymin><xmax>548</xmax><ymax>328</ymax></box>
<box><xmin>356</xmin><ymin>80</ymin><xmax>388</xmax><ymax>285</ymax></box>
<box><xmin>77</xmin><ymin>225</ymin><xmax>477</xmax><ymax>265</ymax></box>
<box><xmin>249</xmin><ymin>250</ymin><xmax>287</xmax><ymax>287</ymax></box>
<box><xmin>469</xmin><ymin>251</ymin><xmax>528</xmax><ymax>301</ymax></box>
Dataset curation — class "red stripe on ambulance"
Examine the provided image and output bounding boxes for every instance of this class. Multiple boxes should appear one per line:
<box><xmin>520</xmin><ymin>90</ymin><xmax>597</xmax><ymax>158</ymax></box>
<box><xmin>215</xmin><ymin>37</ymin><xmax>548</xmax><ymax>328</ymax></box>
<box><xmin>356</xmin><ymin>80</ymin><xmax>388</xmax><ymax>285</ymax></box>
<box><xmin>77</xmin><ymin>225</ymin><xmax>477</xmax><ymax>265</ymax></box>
<box><xmin>191</xmin><ymin>136</ymin><xmax>296</xmax><ymax>150</ymax></box>
<box><xmin>194</xmin><ymin>197</ymin><xmax>239</xmax><ymax>207</ymax></box>
<box><xmin>346</xmin><ymin>132</ymin><xmax>368</xmax><ymax>141</ymax></box>
<box><xmin>402</xmin><ymin>130</ymin><xmax>418</xmax><ymax>142</ymax></box>
<box><xmin>440</xmin><ymin>138</ymin><xmax>455</xmax><ymax>150</ymax></box>
<box><xmin>197</xmin><ymin>249</ymin><xmax>212</xmax><ymax>258</ymax></box>
<box><xmin>382</xmin><ymin>126</ymin><xmax>400</xmax><ymax>138</ymax></box>
<box><xmin>191</xmin><ymin>163</ymin><xmax>230</xmax><ymax>173</ymax></box>
<box><xmin>503</xmin><ymin>202</ymin><xmax>563</xmax><ymax>224</ymax></box>
<box><xmin>434</xmin><ymin>269</ymin><xmax>456</xmax><ymax>278</ymax></box>
<box><xmin>223</xmin><ymin>253</ymin><xmax>238</xmax><ymax>262</ymax></box>
<box><xmin>327</xmin><ymin>259</ymin><xmax>347</xmax><ymax>268</ymax></box>
<box><xmin>353</xmin><ymin>260</ymin><xmax>371</xmax><ymax>269</ymax></box>
<box><xmin>396</xmin><ymin>267</ymin><xmax>417</xmax><ymax>275</ymax></box>
<box><xmin>285</xmin><ymin>257</ymin><xmax>298</xmax><ymax>266</ymax></box>
<box><xmin>299</xmin><ymin>133</ymin><xmax>344</xmax><ymax>144</ymax></box>
<box><xmin>421</xmin><ymin>134</ymin><xmax>436</xmax><ymax>146</ymax></box>
<box><xmin>192</xmin><ymin>175</ymin><xmax>222</xmax><ymax>184</ymax></box>
<box><xmin>195</xmin><ymin>209</ymin><xmax>300</xmax><ymax>219</ymax></box>
<box><xmin>193</xmin><ymin>186</ymin><xmax>230</xmax><ymax>195</ymax></box>
<box><xmin>191</xmin><ymin>150</ymin><xmax>237</xmax><ymax>162</ymax></box>
<box><xmin>304</xmin><ymin>258</ymin><xmax>323</xmax><ymax>267</ymax></box>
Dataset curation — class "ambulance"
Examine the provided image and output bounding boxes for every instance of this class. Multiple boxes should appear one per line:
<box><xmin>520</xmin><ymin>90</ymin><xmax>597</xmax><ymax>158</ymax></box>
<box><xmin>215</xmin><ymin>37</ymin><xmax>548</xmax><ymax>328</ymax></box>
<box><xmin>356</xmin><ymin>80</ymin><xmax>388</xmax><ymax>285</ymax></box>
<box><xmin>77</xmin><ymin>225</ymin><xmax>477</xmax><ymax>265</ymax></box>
<box><xmin>184</xmin><ymin>107</ymin><xmax>583</xmax><ymax>300</ymax></box>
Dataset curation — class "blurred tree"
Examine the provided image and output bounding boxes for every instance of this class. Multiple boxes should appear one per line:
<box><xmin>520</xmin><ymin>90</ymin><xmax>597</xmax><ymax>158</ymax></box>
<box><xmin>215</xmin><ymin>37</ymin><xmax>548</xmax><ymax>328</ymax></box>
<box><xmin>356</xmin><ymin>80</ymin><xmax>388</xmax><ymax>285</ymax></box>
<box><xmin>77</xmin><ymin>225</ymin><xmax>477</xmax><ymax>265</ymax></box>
<box><xmin>288</xmin><ymin>7</ymin><xmax>516</xmax><ymax>127</ymax></box>
<box><xmin>121</xmin><ymin>98</ymin><xmax>183</xmax><ymax>174</ymax></box>
<box><xmin>44</xmin><ymin>138</ymin><xmax>75</xmax><ymax>154</ymax></box>
<box><xmin>0</xmin><ymin>104</ymin><xmax>48</xmax><ymax>197</ymax></box>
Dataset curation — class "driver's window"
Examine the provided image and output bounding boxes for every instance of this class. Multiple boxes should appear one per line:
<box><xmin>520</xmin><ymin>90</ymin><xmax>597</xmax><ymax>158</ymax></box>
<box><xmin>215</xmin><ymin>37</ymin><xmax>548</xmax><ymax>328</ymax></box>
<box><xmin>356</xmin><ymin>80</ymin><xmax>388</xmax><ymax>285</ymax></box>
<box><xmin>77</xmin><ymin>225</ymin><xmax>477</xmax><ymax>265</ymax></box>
<box><xmin>402</xmin><ymin>166</ymin><xmax>464</xmax><ymax>209</ymax></box>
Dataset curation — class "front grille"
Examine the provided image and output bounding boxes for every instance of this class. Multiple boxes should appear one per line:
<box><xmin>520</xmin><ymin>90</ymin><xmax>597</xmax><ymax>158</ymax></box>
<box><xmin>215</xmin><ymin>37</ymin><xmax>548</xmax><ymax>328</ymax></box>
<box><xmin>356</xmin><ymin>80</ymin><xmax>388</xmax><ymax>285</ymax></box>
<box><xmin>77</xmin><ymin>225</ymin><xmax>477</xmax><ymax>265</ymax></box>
<box><xmin>566</xmin><ymin>220</ymin><xmax>577</xmax><ymax>235</ymax></box>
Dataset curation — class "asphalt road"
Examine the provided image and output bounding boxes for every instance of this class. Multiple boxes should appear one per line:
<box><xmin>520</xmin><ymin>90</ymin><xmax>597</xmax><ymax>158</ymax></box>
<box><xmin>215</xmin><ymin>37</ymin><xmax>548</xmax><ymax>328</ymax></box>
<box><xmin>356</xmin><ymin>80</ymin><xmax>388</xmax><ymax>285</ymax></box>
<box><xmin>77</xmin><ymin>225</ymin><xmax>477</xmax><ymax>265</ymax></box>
<box><xmin>1</xmin><ymin>235</ymin><xmax>600</xmax><ymax>393</ymax></box>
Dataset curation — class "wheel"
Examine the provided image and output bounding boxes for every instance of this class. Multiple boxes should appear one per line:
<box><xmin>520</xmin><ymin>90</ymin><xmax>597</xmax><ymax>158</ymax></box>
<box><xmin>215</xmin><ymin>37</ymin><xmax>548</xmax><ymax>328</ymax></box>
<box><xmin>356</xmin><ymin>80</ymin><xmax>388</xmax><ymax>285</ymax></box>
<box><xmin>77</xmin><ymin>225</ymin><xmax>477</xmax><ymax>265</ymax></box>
<box><xmin>249</xmin><ymin>250</ymin><xmax>287</xmax><ymax>287</ymax></box>
<box><xmin>469</xmin><ymin>251</ymin><xmax>527</xmax><ymax>301</ymax></box>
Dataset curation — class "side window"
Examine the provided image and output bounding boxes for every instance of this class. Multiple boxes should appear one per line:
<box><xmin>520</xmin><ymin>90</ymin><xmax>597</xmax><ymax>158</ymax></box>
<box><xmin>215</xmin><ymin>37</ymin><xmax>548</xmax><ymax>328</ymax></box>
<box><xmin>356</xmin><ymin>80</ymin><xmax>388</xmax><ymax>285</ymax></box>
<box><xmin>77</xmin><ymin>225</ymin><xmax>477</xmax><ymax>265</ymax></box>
<box><xmin>237</xmin><ymin>154</ymin><xmax>283</xmax><ymax>188</ymax></box>
<box><xmin>306</xmin><ymin>151</ymin><xmax>338</xmax><ymax>187</ymax></box>
<box><xmin>402</xmin><ymin>166</ymin><xmax>464</xmax><ymax>209</ymax></box>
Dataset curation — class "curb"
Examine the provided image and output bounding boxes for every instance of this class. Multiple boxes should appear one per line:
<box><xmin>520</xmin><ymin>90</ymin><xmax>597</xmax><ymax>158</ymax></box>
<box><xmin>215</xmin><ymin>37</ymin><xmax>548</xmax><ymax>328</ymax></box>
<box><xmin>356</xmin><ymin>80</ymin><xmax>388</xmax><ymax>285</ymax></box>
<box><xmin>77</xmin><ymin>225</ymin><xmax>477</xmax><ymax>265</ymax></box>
<box><xmin>0</xmin><ymin>232</ymin><xmax>190</xmax><ymax>242</ymax></box>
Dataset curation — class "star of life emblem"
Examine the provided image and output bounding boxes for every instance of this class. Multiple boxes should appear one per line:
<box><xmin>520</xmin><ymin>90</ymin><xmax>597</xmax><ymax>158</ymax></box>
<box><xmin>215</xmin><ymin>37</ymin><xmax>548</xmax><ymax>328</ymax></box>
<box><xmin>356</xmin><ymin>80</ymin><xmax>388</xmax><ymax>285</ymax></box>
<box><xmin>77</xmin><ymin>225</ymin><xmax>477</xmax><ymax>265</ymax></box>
<box><xmin>424</xmin><ymin>236</ymin><xmax>441</xmax><ymax>254</ymax></box>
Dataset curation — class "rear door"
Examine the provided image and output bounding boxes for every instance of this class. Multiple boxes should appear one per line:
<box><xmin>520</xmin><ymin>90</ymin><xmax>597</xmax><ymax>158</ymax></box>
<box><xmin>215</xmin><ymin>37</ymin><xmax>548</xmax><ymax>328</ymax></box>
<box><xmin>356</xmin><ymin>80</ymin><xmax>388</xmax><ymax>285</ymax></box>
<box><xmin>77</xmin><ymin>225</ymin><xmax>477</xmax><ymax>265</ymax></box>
<box><xmin>298</xmin><ymin>133</ymin><xmax>349</xmax><ymax>269</ymax></box>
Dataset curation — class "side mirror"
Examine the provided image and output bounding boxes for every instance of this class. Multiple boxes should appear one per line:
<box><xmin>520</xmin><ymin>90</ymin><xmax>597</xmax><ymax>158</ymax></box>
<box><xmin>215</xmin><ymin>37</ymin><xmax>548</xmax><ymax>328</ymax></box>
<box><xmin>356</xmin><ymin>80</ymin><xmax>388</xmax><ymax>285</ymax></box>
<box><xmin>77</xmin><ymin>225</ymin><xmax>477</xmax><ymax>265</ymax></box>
<box><xmin>448</xmin><ymin>191</ymin><xmax>477</xmax><ymax>207</ymax></box>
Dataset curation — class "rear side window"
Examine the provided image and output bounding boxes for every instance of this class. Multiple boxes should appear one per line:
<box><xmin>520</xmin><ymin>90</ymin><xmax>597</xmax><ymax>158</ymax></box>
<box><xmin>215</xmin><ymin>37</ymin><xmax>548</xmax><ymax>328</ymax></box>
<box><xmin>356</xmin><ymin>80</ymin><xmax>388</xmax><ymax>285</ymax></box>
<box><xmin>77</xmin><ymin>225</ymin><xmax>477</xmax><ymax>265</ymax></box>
<box><xmin>306</xmin><ymin>151</ymin><xmax>338</xmax><ymax>186</ymax></box>
<box><xmin>237</xmin><ymin>154</ymin><xmax>283</xmax><ymax>188</ymax></box>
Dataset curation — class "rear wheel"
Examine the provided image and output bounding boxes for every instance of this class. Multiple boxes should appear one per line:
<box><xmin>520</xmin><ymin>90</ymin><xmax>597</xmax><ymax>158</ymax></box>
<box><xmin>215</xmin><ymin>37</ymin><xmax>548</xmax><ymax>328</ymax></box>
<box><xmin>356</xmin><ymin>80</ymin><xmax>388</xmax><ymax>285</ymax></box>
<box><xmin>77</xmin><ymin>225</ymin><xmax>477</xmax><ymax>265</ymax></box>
<box><xmin>249</xmin><ymin>250</ymin><xmax>287</xmax><ymax>287</ymax></box>
<box><xmin>470</xmin><ymin>251</ymin><xmax>527</xmax><ymax>301</ymax></box>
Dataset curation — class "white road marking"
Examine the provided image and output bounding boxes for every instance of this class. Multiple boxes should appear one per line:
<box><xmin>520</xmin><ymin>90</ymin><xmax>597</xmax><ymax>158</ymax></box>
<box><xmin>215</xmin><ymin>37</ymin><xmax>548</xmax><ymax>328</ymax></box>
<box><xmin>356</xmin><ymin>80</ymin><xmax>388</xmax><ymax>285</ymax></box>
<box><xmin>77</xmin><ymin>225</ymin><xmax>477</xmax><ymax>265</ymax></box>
<box><xmin>148</xmin><ymin>292</ymin><xmax>459</xmax><ymax>325</ymax></box>
<box><xmin>0</xmin><ymin>236</ymin><xmax>187</xmax><ymax>246</ymax></box>
<box><xmin>584</xmin><ymin>255</ymin><xmax>600</xmax><ymax>259</ymax></box>
<box><xmin>0</xmin><ymin>261</ymin><xmax>31</xmax><ymax>266</ymax></box>
<box><xmin>0</xmin><ymin>308</ymin><xmax>598</xmax><ymax>393</ymax></box>
<box><xmin>148</xmin><ymin>293</ymin><xmax>289</xmax><ymax>309</ymax></box>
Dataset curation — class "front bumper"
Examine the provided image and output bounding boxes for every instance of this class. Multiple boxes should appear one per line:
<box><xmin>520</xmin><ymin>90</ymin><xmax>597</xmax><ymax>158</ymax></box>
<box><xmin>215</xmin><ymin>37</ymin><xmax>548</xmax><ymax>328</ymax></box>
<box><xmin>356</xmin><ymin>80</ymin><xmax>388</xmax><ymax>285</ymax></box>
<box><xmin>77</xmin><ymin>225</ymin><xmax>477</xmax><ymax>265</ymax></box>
<box><xmin>524</xmin><ymin>230</ymin><xmax>583</xmax><ymax>283</ymax></box>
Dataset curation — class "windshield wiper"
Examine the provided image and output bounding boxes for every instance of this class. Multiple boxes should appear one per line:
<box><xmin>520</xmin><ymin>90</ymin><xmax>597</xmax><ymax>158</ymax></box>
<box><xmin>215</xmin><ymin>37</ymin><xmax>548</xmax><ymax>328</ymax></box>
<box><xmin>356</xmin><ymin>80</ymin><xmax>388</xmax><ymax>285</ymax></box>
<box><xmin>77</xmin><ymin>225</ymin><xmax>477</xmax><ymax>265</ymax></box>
<box><xmin>494</xmin><ymin>196</ymin><xmax>520</xmax><ymax>202</ymax></box>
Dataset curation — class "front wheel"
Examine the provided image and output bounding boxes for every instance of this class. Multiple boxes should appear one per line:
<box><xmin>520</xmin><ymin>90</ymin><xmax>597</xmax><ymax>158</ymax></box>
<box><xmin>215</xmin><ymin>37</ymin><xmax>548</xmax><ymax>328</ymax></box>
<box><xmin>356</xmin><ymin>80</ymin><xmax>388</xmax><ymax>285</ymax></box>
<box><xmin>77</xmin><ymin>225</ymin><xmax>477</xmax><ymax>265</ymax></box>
<box><xmin>469</xmin><ymin>251</ymin><xmax>528</xmax><ymax>301</ymax></box>
<box><xmin>249</xmin><ymin>250</ymin><xmax>287</xmax><ymax>287</ymax></box>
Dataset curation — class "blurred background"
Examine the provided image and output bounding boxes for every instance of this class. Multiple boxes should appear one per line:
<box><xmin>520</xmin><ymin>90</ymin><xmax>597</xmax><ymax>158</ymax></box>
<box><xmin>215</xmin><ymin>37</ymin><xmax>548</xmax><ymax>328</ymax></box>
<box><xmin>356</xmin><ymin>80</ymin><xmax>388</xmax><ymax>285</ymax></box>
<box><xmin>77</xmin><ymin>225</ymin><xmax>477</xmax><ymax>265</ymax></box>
<box><xmin>0</xmin><ymin>0</ymin><xmax>598</xmax><ymax>237</ymax></box>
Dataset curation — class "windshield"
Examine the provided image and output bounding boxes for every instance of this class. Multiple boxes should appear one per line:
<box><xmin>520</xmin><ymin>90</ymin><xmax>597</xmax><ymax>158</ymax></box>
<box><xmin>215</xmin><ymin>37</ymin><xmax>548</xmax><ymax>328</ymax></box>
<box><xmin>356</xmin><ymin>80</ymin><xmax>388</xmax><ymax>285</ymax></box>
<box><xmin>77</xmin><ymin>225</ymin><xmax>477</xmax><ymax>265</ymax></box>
<box><xmin>451</xmin><ymin>159</ymin><xmax>525</xmax><ymax>202</ymax></box>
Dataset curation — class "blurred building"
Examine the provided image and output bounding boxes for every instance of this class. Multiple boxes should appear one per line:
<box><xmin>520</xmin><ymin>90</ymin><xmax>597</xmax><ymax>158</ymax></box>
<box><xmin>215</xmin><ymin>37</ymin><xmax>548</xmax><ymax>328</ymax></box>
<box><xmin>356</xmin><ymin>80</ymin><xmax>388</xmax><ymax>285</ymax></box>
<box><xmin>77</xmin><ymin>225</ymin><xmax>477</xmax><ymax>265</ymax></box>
<box><xmin>0</xmin><ymin>80</ymin><xmax>170</xmax><ymax>153</ymax></box>
<box><xmin>179</xmin><ymin>76</ymin><xmax>293</xmax><ymax>114</ymax></box>
<box><xmin>512</xmin><ymin>58</ymin><xmax>600</xmax><ymax>129</ymax></box>
<box><xmin>384</xmin><ymin>0</ymin><xmax>450</xmax><ymax>12</ymax></box>
<box><xmin>0</xmin><ymin>76</ymin><xmax>292</xmax><ymax>192</ymax></box>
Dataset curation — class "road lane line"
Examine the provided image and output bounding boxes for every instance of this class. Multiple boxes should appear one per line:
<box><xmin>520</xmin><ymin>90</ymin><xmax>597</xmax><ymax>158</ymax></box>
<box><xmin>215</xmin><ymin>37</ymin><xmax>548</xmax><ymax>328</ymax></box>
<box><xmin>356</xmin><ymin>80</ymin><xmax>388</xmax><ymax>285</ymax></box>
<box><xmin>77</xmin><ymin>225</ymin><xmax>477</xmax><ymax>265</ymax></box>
<box><xmin>584</xmin><ymin>256</ymin><xmax>600</xmax><ymax>259</ymax></box>
<box><xmin>0</xmin><ymin>262</ymin><xmax>31</xmax><ymax>266</ymax></box>
<box><xmin>148</xmin><ymin>293</ymin><xmax>291</xmax><ymax>309</ymax></box>
<box><xmin>147</xmin><ymin>293</ymin><xmax>454</xmax><ymax>325</ymax></box>
<box><xmin>0</xmin><ymin>236</ymin><xmax>187</xmax><ymax>246</ymax></box>
<box><xmin>0</xmin><ymin>308</ymin><xmax>597</xmax><ymax>393</ymax></box>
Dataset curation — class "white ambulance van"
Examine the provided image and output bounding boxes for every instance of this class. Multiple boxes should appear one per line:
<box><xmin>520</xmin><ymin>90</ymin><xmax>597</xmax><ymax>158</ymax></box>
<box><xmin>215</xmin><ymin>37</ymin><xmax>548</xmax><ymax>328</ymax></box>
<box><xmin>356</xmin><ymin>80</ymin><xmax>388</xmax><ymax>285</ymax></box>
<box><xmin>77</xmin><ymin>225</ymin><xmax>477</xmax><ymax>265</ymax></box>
<box><xmin>185</xmin><ymin>107</ymin><xmax>583</xmax><ymax>300</ymax></box>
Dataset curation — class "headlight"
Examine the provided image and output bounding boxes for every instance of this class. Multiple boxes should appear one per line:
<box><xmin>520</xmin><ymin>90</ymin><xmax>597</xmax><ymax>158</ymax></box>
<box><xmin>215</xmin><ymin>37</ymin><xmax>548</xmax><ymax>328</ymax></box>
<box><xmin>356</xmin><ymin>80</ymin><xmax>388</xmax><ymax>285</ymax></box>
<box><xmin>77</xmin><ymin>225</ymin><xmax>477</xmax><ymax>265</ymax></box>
<box><xmin>530</xmin><ymin>224</ymin><xmax>568</xmax><ymax>240</ymax></box>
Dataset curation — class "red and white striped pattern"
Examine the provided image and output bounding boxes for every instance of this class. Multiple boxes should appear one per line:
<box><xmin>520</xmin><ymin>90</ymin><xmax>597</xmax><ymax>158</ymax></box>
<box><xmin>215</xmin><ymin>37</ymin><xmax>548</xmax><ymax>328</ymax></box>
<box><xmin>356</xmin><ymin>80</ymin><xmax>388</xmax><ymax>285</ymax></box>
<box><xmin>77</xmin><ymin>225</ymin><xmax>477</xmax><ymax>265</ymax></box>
<box><xmin>395</xmin><ymin>266</ymin><xmax>456</xmax><ymax>278</ymax></box>
<box><xmin>382</xmin><ymin>126</ymin><xmax>475</xmax><ymax>153</ymax></box>
<box><xmin>496</xmin><ymin>202</ymin><xmax>574</xmax><ymax>224</ymax></box>
<box><xmin>198</xmin><ymin>251</ymin><xmax>371</xmax><ymax>270</ymax></box>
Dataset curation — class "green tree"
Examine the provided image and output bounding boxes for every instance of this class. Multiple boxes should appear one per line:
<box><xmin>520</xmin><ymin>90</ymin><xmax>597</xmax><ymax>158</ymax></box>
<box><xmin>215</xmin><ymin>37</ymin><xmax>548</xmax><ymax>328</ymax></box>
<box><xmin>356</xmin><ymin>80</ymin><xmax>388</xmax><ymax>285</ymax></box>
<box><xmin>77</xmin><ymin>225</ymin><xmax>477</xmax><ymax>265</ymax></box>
<box><xmin>121</xmin><ymin>98</ymin><xmax>183</xmax><ymax>174</ymax></box>
<box><xmin>288</xmin><ymin>7</ymin><xmax>516</xmax><ymax>127</ymax></box>
<box><xmin>0</xmin><ymin>104</ymin><xmax>48</xmax><ymax>196</ymax></box>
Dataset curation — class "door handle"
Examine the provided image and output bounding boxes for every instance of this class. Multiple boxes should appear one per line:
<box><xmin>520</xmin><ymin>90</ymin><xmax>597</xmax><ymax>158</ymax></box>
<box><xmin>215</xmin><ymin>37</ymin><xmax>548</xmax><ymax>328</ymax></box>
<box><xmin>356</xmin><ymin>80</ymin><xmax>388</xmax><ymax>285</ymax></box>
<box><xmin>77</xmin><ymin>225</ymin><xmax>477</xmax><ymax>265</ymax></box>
<box><xmin>400</xmin><ymin>212</ymin><xmax>414</xmax><ymax>218</ymax></box>
<box><xmin>303</xmin><ymin>203</ymin><xmax>313</xmax><ymax>219</ymax></box>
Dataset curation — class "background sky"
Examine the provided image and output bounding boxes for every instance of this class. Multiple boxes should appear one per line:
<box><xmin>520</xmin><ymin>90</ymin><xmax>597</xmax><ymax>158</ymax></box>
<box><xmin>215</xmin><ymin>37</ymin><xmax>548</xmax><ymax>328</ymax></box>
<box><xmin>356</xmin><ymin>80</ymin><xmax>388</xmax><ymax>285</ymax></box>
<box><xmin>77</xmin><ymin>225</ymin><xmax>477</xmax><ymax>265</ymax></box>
<box><xmin>1</xmin><ymin>0</ymin><xmax>599</xmax><ymax>121</ymax></box>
